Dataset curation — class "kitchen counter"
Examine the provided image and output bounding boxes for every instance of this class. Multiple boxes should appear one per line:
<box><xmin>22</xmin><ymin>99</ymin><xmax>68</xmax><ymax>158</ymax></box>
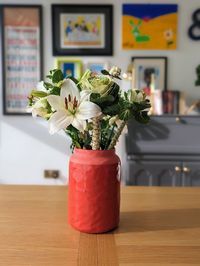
<box><xmin>0</xmin><ymin>185</ymin><xmax>200</xmax><ymax>265</ymax></box>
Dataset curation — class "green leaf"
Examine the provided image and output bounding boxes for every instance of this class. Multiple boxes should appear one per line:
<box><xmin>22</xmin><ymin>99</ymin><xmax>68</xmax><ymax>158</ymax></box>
<box><xmin>50</xmin><ymin>86</ymin><xmax>61</xmax><ymax>95</ymax></box>
<box><xmin>109</xmin><ymin>83</ymin><xmax>120</xmax><ymax>99</ymax></box>
<box><xmin>52</xmin><ymin>69</ymin><xmax>64</xmax><ymax>83</ymax></box>
<box><xmin>111</xmin><ymin>75</ymin><xmax>122</xmax><ymax>80</ymax></box>
<box><xmin>50</xmin><ymin>69</ymin><xmax>57</xmax><ymax>74</ymax></box>
<box><xmin>46</xmin><ymin>75</ymin><xmax>52</xmax><ymax>79</ymax></box>
<box><xmin>134</xmin><ymin>111</ymin><xmax>150</xmax><ymax>124</ymax></box>
<box><xmin>31</xmin><ymin>90</ymin><xmax>48</xmax><ymax>98</ymax></box>
<box><xmin>195</xmin><ymin>80</ymin><xmax>200</xmax><ymax>86</ymax></box>
<box><xmin>95</xmin><ymin>95</ymin><xmax>115</xmax><ymax>104</ymax></box>
<box><xmin>43</xmin><ymin>82</ymin><xmax>53</xmax><ymax>90</ymax></box>
<box><xmin>101</xmin><ymin>69</ymin><xmax>110</xmax><ymax>75</ymax></box>
<box><xmin>118</xmin><ymin>109</ymin><xmax>131</xmax><ymax>121</ymax></box>
<box><xmin>69</xmin><ymin>76</ymin><xmax>79</xmax><ymax>84</ymax></box>
<box><xmin>90</xmin><ymin>93</ymin><xmax>101</xmax><ymax>101</ymax></box>
<box><xmin>132</xmin><ymin>100</ymin><xmax>151</xmax><ymax>111</ymax></box>
<box><xmin>103</xmin><ymin>103</ymin><xmax>120</xmax><ymax>116</ymax></box>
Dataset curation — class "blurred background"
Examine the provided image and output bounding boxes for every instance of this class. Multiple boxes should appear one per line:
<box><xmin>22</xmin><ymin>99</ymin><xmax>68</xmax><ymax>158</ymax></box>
<box><xmin>0</xmin><ymin>0</ymin><xmax>200</xmax><ymax>185</ymax></box>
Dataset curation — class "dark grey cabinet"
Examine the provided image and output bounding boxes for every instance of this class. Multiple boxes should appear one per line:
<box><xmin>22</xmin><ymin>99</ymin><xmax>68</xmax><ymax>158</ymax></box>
<box><xmin>127</xmin><ymin>160</ymin><xmax>181</xmax><ymax>186</ymax></box>
<box><xmin>182</xmin><ymin>162</ymin><xmax>200</xmax><ymax>186</ymax></box>
<box><xmin>126</xmin><ymin>116</ymin><xmax>200</xmax><ymax>187</ymax></box>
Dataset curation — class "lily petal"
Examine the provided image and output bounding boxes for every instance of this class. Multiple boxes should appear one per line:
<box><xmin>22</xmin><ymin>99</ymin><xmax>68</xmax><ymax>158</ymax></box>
<box><xmin>61</xmin><ymin>79</ymin><xmax>80</xmax><ymax>101</ymax></box>
<box><xmin>36</xmin><ymin>81</ymin><xmax>46</xmax><ymax>92</ymax></box>
<box><xmin>48</xmin><ymin>110</ymin><xmax>73</xmax><ymax>134</ymax></box>
<box><xmin>47</xmin><ymin>95</ymin><xmax>65</xmax><ymax>111</ymax></box>
<box><xmin>72</xmin><ymin>117</ymin><xmax>86</xmax><ymax>132</ymax></box>
<box><xmin>76</xmin><ymin>101</ymin><xmax>101</xmax><ymax>120</ymax></box>
<box><xmin>80</xmin><ymin>90</ymin><xmax>91</xmax><ymax>102</ymax></box>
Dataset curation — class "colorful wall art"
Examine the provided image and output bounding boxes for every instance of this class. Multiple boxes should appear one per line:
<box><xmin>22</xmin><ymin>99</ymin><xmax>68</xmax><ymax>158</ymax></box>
<box><xmin>55</xmin><ymin>58</ymin><xmax>82</xmax><ymax>79</ymax></box>
<box><xmin>1</xmin><ymin>5</ymin><xmax>42</xmax><ymax>115</ymax></box>
<box><xmin>122</xmin><ymin>4</ymin><xmax>178</xmax><ymax>50</ymax></box>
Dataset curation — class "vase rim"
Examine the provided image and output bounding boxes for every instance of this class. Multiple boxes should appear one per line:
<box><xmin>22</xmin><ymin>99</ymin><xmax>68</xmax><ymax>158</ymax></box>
<box><xmin>74</xmin><ymin>148</ymin><xmax>116</xmax><ymax>155</ymax></box>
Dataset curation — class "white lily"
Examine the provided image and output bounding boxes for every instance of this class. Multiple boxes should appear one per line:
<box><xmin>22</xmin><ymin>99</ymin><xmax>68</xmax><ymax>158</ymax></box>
<box><xmin>27</xmin><ymin>98</ymin><xmax>50</xmax><ymax>118</ymax></box>
<box><xmin>36</xmin><ymin>81</ymin><xmax>47</xmax><ymax>92</ymax></box>
<box><xmin>26</xmin><ymin>81</ymin><xmax>49</xmax><ymax>118</ymax></box>
<box><xmin>47</xmin><ymin>79</ymin><xmax>102</xmax><ymax>134</ymax></box>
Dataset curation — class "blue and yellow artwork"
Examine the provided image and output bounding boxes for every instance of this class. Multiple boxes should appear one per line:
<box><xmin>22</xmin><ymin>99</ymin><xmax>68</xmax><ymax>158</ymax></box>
<box><xmin>122</xmin><ymin>4</ymin><xmax>178</xmax><ymax>50</ymax></box>
<box><xmin>63</xmin><ymin>63</ymin><xmax>75</xmax><ymax>78</ymax></box>
<box><xmin>56</xmin><ymin>59</ymin><xmax>82</xmax><ymax>79</ymax></box>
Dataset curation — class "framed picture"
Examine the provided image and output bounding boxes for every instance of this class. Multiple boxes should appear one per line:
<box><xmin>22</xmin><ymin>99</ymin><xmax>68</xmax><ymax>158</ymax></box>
<box><xmin>86</xmin><ymin>62</ymin><xmax>109</xmax><ymax>74</ymax></box>
<box><xmin>0</xmin><ymin>5</ymin><xmax>43</xmax><ymax>115</ymax></box>
<box><xmin>55</xmin><ymin>58</ymin><xmax>82</xmax><ymax>79</ymax></box>
<box><xmin>52</xmin><ymin>4</ymin><xmax>113</xmax><ymax>56</ymax></box>
<box><xmin>122</xmin><ymin>4</ymin><xmax>178</xmax><ymax>50</ymax></box>
<box><xmin>132</xmin><ymin>57</ymin><xmax>168</xmax><ymax>95</ymax></box>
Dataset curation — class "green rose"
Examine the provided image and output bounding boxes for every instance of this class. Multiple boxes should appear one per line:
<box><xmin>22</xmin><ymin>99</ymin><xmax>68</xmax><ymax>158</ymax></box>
<box><xmin>129</xmin><ymin>90</ymin><xmax>145</xmax><ymax>103</ymax></box>
<box><xmin>78</xmin><ymin>70</ymin><xmax>113</xmax><ymax>97</ymax></box>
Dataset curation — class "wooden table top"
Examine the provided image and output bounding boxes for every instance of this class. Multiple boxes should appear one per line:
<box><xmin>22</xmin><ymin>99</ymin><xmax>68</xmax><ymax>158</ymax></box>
<box><xmin>0</xmin><ymin>185</ymin><xmax>200</xmax><ymax>266</ymax></box>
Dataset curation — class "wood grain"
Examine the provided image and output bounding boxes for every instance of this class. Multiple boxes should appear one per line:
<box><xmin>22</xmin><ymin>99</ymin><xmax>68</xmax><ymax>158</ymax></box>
<box><xmin>0</xmin><ymin>185</ymin><xmax>200</xmax><ymax>265</ymax></box>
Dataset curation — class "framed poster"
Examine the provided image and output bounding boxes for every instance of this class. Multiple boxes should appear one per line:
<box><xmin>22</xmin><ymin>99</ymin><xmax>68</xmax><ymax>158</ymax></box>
<box><xmin>55</xmin><ymin>58</ymin><xmax>82</xmax><ymax>79</ymax></box>
<box><xmin>86</xmin><ymin>62</ymin><xmax>109</xmax><ymax>74</ymax></box>
<box><xmin>132</xmin><ymin>57</ymin><xmax>167</xmax><ymax>95</ymax></box>
<box><xmin>52</xmin><ymin>4</ymin><xmax>113</xmax><ymax>56</ymax></box>
<box><xmin>122</xmin><ymin>4</ymin><xmax>178</xmax><ymax>50</ymax></box>
<box><xmin>0</xmin><ymin>5</ymin><xmax>43</xmax><ymax>115</ymax></box>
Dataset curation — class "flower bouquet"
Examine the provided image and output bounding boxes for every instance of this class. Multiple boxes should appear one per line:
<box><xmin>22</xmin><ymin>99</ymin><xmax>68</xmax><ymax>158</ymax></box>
<box><xmin>28</xmin><ymin>66</ymin><xmax>150</xmax><ymax>233</ymax></box>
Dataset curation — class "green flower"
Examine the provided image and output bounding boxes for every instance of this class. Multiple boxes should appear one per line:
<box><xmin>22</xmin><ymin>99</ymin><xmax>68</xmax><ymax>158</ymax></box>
<box><xmin>78</xmin><ymin>70</ymin><xmax>114</xmax><ymax>97</ymax></box>
<box><xmin>129</xmin><ymin>90</ymin><xmax>146</xmax><ymax>103</ymax></box>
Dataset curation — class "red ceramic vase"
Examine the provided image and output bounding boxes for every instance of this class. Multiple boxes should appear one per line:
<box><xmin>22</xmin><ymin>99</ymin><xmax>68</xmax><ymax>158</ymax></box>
<box><xmin>68</xmin><ymin>148</ymin><xmax>121</xmax><ymax>233</ymax></box>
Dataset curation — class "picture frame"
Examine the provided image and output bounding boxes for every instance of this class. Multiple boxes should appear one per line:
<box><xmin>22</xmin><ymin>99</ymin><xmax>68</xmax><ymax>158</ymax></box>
<box><xmin>131</xmin><ymin>57</ymin><xmax>168</xmax><ymax>95</ymax></box>
<box><xmin>86</xmin><ymin>62</ymin><xmax>109</xmax><ymax>74</ymax></box>
<box><xmin>0</xmin><ymin>5</ymin><xmax>43</xmax><ymax>115</ymax></box>
<box><xmin>122</xmin><ymin>4</ymin><xmax>178</xmax><ymax>50</ymax></box>
<box><xmin>51</xmin><ymin>4</ymin><xmax>113</xmax><ymax>56</ymax></box>
<box><xmin>55</xmin><ymin>58</ymin><xmax>82</xmax><ymax>79</ymax></box>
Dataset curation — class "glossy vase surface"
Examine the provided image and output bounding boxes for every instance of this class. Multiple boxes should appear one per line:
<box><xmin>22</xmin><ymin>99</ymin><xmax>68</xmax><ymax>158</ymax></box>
<box><xmin>68</xmin><ymin>148</ymin><xmax>121</xmax><ymax>233</ymax></box>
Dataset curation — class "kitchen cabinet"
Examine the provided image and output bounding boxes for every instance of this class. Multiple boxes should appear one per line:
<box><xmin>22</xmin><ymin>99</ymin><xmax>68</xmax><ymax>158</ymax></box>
<box><xmin>126</xmin><ymin>116</ymin><xmax>200</xmax><ymax>186</ymax></box>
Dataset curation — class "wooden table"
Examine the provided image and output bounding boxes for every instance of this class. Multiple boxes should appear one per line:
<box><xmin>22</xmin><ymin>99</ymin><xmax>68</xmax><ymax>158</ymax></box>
<box><xmin>0</xmin><ymin>186</ymin><xmax>200</xmax><ymax>265</ymax></box>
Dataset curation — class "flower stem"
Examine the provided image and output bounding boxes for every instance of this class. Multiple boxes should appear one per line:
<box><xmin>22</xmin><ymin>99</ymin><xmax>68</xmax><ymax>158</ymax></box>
<box><xmin>92</xmin><ymin>116</ymin><xmax>101</xmax><ymax>150</ymax></box>
<box><xmin>105</xmin><ymin>124</ymin><xmax>115</xmax><ymax>150</ymax></box>
<box><xmin>108</xmin><ymin>121</ymin><xmax>126</xmax><ymax>150</ymax></box>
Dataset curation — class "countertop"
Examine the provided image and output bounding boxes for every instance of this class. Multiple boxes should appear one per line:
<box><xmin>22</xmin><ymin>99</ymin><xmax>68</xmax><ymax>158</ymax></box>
<box><xmin>0</xmin><ymin>185</ymin><xmax>200</xmax><ymax>265</ymax></box>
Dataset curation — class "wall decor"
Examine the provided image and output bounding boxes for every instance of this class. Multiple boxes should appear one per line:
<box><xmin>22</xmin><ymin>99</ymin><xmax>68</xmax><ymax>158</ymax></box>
<box><xmin>55</xmin><ymin>58</ymin><xmax>82</xmax><ymax>79</ymax></box>
<box><xmin>52</xmin><ymin>4</ymin><xmax>113</xmax><ymax>56</ymax></box>
<box><xmin>86</xmin><ymin>62</ymin><xmax>109</xmax><ymax>74</ymax></box>
<box><xmin>0</xmin><ymin>5</ymin><xmax>43</xmax><ymax>115</ymax></box>
<box><xmin>132</xmin><ymin>57</ymin><xmax>167</xmax><ymax>95</ymax></box>
<box><xmin>188</xmin><ymin>9</ymin><xmax>200</xmax><ymax>41</ymax></box>
<box><xmin>122</xmin><ymin>4</ymin><xmax>178</xmax><ymax>50</ymax></box>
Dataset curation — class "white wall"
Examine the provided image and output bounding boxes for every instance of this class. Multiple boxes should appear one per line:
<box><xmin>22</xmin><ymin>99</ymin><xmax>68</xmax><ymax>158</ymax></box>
<box><xmin>0</xmin><ymin>0</ymin><xmax>200</xmax><ymax>184</ymax></box>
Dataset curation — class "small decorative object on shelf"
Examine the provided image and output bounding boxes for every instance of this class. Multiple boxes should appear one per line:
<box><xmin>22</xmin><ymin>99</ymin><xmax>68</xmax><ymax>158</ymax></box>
<box><xmin>162</xmin><ymin>90</ymin><xmax>180</xmax><ymax>114</ymax></box>
<box><xmin>27</xmin><ymin>66</ymin><xmax>151</xmax><ymax>233</ymax></box>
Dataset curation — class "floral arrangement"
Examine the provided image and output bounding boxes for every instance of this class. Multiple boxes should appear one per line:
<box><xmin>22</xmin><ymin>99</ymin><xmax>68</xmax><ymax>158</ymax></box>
<box><xmin>27</xmin><ymin>67</ymin><xmax>151</xmax><ymax>150</ymax></box>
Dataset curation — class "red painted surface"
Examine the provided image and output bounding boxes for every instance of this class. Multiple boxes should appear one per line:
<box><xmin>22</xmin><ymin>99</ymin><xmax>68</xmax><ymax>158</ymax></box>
<box><xmin>68</xmin><ymin>148</ymin><xmax>121</xmax><ymax>233</ymax></box>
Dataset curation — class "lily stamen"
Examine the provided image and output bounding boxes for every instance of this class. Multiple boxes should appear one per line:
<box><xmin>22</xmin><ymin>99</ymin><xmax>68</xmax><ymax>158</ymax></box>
<box><xmin>65</xmin><ymin>97</ymin><xmax>68</xmax><ymax>109</ymax></box>
<box><xmin>73</xmin><ymin>97</ymin><xmax>78</xmax><ymax>109</ymax></box>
